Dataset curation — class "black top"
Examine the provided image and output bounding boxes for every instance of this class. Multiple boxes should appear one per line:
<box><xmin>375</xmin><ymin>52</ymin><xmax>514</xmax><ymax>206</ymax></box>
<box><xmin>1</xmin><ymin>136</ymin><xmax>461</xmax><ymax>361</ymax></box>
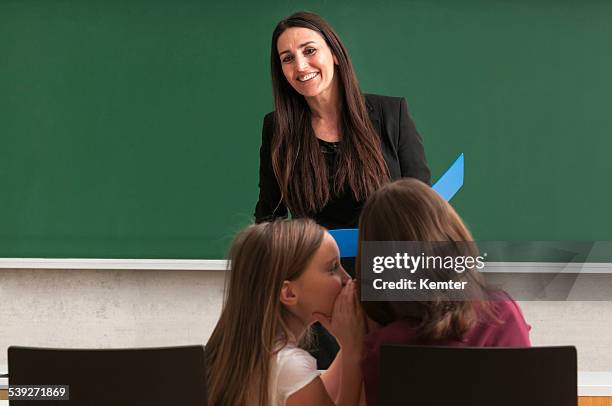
<box><xmin>254</xmin><ymin>93</ymin><xmax>431</xmax><ymax>229</ymax></box>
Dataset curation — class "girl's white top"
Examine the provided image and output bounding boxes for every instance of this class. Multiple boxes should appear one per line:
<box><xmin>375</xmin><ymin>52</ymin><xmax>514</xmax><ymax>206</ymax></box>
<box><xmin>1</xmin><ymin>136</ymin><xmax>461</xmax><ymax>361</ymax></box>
<box><xmin>268</xmin><ymin>342</ymin><xmax>321</xmax><ymax>406</ymax></box>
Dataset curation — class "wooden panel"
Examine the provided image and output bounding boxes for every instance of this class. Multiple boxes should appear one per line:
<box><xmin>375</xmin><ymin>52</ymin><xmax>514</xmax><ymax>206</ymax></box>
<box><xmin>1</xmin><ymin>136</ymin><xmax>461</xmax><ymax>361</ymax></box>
<box><xmin>1</xmin><ymin>389</ymin><xmax>611</xmax><ymax>403</ymax></box>
<box><xmin>579</xmin><ymin>397</ymin><xmax>612</xmax><ymax>406</ymax></box>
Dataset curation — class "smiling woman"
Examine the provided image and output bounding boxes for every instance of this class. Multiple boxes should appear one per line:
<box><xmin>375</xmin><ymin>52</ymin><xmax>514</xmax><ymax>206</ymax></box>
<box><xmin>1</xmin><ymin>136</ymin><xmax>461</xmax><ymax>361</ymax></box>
<box><xmin>254</xmin><ymin>11</ymin><xmax>431</xmax><ymax>369</ymax></box>
<box><xmin>255</xmin><ymin>11</ymin><xmax>431</xmax><ymax>232</ymax></box>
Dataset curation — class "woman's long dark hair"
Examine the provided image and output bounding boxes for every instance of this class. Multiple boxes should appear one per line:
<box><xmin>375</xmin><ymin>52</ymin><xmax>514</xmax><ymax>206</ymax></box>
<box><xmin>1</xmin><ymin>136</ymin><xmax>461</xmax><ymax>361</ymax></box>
<box><xmin>270</xmin><ymin>11</ymin><xmax>389</xmax><ymax>216</ymax></box>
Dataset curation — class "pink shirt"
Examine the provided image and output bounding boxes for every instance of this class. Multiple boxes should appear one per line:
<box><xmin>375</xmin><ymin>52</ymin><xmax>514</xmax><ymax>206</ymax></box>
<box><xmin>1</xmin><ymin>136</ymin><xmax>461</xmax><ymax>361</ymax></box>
<box><xmin>361</xmin><ymin>292</ymin><xmax>531</xmax><ymax>406</ymax></box>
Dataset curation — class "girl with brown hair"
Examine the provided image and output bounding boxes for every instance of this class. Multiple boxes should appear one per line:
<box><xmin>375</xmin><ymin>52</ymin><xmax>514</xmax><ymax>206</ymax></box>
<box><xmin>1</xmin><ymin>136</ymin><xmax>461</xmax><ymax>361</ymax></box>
<box><xmin>355</xmin><ymin>178</ymin><xmax>531</xmax><ymax>406</ymax></box>
<box><xmin>255</xmin><ymin>9</ymin><xmax>430</xmax><ymax>368</ymax></box>
<box><xmin>206</xmin><ymin>219</ymin><xmax>365</xmax><ymax>406</ymax></box>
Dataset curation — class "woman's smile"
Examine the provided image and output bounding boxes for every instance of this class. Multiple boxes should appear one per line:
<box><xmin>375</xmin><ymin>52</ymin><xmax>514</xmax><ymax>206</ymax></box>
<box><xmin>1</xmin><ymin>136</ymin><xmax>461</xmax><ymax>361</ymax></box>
<box><xmin>297</xmin><ymin>72</ymin><xmax>319</xmax><ymax>82</ymax></box>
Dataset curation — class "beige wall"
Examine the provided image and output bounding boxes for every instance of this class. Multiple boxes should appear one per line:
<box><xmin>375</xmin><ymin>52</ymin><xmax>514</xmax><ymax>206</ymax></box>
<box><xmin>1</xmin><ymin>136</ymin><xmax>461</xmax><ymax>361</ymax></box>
<box><xmin>1</xmin><ymin>269</ymin><xmax>611</xmax><ymax>370</ymax></box>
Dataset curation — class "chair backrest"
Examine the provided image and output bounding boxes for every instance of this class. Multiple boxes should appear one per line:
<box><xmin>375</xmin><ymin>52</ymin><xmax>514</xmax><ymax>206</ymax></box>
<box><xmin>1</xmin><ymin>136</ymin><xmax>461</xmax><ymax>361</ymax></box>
<box><xmin>8</xmin><ymin>345</ymin><xmax>207</xmax><ymax>406</ymax></box>
<box><xmin>380</xmin><ymin>345</ymin><xmax>576</xmax><ymax>406</ymax></box>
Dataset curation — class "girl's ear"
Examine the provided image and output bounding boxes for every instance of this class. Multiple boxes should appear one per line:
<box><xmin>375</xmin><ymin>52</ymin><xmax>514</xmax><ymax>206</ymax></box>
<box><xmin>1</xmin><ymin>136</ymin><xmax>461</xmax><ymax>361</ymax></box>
<box><xmin>333</xmin><ymin>53</ymin><xmax>339</xmax><ymax>65</ymax></box>
<box><xmin>280</xmin><ymin>280</ymin><xmax>298</xmax><ymax>307</ymax></box>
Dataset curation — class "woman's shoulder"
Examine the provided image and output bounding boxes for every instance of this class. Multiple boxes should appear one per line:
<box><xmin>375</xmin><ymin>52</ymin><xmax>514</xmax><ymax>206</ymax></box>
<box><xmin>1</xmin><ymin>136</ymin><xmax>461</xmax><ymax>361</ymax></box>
<box><xmin>364</xmin><ymin>93</ymin><xmax>406</xmax><ymax>112</ymax></box>
<box><xmin>264</xmin><ymin>111</ymin><xmax>275</xmax><ymax>122</ymax></box>
<box><xmin>263</xmin><ymin>111</ymin><xmax>275</xmax><ymax>130</ymax></box>
<box><xmin>261</xmin><ymin>112</ymin><xmax>275</xmax><ymax>144</ymax></box>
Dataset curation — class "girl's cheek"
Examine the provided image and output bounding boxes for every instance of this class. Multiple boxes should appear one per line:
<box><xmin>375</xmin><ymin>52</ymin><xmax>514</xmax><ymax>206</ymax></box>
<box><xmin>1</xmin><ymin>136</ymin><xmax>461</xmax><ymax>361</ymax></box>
<box><xmin>334</xmin><ymin>275</ymin><xmax>344</xmax><ymax>290</ymax></box>
<box><xmin>333</xmin><ymin>278</ymin><xmax>344</xmax><ymax>297</ymax></box>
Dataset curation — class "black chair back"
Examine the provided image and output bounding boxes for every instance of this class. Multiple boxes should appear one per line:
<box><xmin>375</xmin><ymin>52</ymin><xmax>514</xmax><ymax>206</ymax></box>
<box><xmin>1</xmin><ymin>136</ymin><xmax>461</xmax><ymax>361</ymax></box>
<box><xmin>380</xmin><ymin>345</ymin><xmax>576</xmax><ymax>406</ymax></box>
<box><xmin>8</xmin><ymin>345</ymin><xmax>207</xmax><ymax>406</ymax></box>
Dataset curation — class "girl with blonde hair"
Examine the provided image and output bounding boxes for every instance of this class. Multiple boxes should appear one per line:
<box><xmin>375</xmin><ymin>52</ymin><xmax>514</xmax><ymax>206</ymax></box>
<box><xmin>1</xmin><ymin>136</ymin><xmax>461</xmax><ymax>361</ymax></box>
<box><xmin>206</xmin><ymin>219</ymin><xmax>364</xmax><ymax>406</ymax></box>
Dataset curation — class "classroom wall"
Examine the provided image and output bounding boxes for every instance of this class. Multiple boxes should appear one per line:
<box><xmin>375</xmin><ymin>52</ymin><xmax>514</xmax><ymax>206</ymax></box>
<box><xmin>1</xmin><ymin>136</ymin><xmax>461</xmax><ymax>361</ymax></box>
<box><xmin>1</xmin><ymin>268</ymin><xmax>611</xmax><ymax>371</ymax></box>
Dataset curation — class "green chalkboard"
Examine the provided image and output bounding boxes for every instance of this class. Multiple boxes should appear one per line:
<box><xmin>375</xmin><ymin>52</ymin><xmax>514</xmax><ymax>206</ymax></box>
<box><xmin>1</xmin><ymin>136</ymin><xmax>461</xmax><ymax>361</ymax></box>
<box><xmin>1</xmin><ymin>0</ymin><xmax>611</xmax><ymax>259</ymax></box>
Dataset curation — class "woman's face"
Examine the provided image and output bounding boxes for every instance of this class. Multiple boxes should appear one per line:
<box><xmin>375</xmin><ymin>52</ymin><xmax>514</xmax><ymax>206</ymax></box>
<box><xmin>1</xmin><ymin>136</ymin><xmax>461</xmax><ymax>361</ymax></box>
<box><xmin>291</xmin><ymin>231</ymin><xmax>350</xmax><ymax>324</ymax></box>
<box><xmin>276</xmin><ymin>27</ymin><xmax>338</xmax><ymax>99</ymax></box>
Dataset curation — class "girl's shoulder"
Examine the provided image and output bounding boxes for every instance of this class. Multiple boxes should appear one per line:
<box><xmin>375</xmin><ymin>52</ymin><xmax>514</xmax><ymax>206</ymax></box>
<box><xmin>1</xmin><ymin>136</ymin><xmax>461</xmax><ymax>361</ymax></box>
<box><xmin>471</xmin><ymin>290</ymin><xmax>532</xmax><ymax>347</ymax></box>
<box><xmin>275</xmin><ymin>343</ymin><xmax>317</xmax><ymax>369</ymax></box>
<box><xmin>270</xmin><ymin>343</ymin><xmax>321</xmax><ymax>405</ymax></box>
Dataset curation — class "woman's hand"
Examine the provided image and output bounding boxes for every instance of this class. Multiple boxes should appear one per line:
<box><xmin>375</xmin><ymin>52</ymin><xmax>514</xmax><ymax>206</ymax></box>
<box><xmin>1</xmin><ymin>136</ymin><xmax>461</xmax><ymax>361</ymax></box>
<box><xmin>314</xmin><ymin>279</ymin><xmax>365</xmax><ymax>352</ymax></box>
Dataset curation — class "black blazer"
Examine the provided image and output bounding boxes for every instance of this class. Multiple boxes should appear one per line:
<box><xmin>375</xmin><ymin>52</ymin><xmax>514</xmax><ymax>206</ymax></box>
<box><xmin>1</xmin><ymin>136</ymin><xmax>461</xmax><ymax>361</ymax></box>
<box><xmin>254</xmin><ymin>93</ymin><xmax>431</xmax><ymax>228</ymax></box>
